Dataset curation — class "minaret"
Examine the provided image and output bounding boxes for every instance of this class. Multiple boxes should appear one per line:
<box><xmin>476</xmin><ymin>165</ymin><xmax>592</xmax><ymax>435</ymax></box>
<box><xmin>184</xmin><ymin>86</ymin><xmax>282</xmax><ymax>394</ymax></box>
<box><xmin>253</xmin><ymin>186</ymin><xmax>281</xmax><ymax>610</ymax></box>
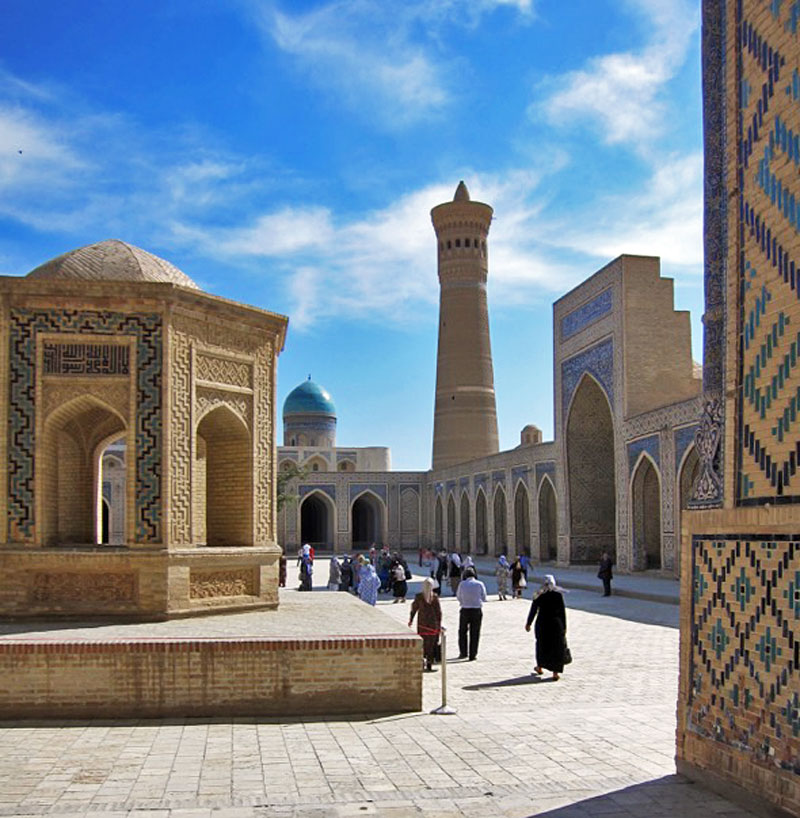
<box><xmin>431</xmin><ymin>181</ymin><xmax>499</xmax><ymax>469</ymax></box>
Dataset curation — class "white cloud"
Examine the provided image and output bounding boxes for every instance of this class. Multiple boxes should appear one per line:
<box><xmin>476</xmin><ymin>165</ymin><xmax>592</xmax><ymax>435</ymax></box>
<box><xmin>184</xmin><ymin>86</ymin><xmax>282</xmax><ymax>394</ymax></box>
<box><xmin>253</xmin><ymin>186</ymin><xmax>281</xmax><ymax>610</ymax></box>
<box><xmin>540</xmin><ymin>0</ymin><xmax>698</xmax><ymax>146</ymax></box>
<box><xmin>252</xmin><ymin>0</ymin><xmax>533</xmax><ymax>129</ymax></box>
<box><xmin>541</xmin><ymin>152</ymin><xmax>703</xmax><ymax>268</ymax></box>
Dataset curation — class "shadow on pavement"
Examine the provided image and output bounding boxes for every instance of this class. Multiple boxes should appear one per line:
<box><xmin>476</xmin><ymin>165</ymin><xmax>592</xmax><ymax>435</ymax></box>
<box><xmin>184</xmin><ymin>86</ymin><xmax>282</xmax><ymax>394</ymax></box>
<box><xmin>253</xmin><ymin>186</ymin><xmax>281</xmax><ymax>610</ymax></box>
<box><xmin>527</xmin><ymin>774</ymin><xmax>756</xmax><ymax>817</ymax></box>
<box><xmin>462</xmin><ymin>674</ymin><xmax>549</xmax><ymax>690</ymax></box>
<box><xmin>562</xmin><ymin>590</ymin><xmax>679</xmax><ymax>629</ymax></box>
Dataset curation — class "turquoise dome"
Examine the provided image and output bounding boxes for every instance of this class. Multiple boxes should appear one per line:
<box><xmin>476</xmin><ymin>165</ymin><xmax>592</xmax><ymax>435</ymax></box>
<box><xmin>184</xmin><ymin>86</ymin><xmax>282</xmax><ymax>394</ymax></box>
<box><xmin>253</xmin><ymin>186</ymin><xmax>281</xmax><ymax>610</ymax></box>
<box><xmin>283</xmin><ymin>379</ymin><xmax>336</xmax><ymax>417</ymax></box>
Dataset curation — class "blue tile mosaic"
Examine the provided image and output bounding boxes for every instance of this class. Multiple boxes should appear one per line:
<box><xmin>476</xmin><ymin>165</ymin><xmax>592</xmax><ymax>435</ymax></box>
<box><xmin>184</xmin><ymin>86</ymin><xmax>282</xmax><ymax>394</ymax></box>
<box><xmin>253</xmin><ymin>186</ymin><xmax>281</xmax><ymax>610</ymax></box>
<box><xmin>561</xmin><ymin>289</ymin><xmax>613</xmax><ymax>340</ymax></box>
<box><xmin>627</xmin><ymin>435</ymin><xmax>660</xmax><ymax>475</ymax></box>
<box><xmin>8</xmin><ymin>309</ymin><xmax>162</xmax><ymax>543</ymax></box>
<box><xmin>675</xmin><ymin>424</ymin><xmax>699</xmax><ymax>469</ymax></box>
<box><xmin>299</xmin><ymin>484</ymin><xmax>336</xmax><ymax>501</ymax></box>
<box><xmin>349</xmin><ymin>483</ymin><xmax>387</xmax><ymax>504</ymax></box>
<box><xmin>561</xmin><ymin>338</ymin><xmax>614</xmax><ymax>417</ymax></box>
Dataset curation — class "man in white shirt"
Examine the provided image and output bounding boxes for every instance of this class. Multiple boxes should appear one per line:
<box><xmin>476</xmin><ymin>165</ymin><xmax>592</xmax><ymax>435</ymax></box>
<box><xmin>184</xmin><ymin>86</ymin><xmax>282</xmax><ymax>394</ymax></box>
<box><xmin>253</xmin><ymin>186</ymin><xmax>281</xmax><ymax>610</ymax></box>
<box><xmin>456</xmin><ymin>567</ymin><xmax>487</xmax><ymax>660</ymax></box>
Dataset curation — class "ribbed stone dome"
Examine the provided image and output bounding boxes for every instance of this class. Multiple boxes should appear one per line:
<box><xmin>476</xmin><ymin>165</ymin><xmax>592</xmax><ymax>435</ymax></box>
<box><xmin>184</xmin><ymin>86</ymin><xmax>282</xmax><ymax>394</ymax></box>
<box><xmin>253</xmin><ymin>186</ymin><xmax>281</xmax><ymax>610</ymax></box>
<box><xmin>283</xmin><ymin>379</ymin><xmax>336</xmax><ymax>417</ymax></box>
<box><xmin>26</xmin><ymin>239</ymin><xmax>200</xmax><ymax>289</ymax></box>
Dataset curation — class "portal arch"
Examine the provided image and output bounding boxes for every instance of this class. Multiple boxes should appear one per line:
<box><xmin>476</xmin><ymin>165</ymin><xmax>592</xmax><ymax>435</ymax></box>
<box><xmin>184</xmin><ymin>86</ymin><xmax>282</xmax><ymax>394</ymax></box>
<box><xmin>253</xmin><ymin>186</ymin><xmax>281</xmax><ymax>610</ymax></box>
<box><xmin>351</xmin><ymin>490</ymin><xmax>385</xmax><ymax>547</ymax></box>
<box><xmin>493</xmin><ymin>485</ymin><xmax>507</xmax><ymax>556</ymax></box>
<box><xmin>300</xmin><ymin>490</ymin><xmax>334</xmax><ymax>547</ymax></box>
<box><xmin>566</xmin><ymin>373</ymin><xmax>616</xmax><ymax>563</ymax></box>
<box><xmin>631</xmin><ymin>452</ymin><xmax>662</xmax><ymax>570</ymax></box>
<box><xmin>538</xmin><ymin>476</ymin><xmax>558</xmax><ymax>562</ymax></box>
<box><xmin>514</xmin><ymin>482</ymin><xmax>531</xmax><ymax>556</ymax></box>
<box><xmin>195</xmin><ymin>404</ymin><xmax>253</xmax><ymax>546</ymax></box>
<box><xmin>41</xmin><ymin>395</ymin><xmax>127</xmax><ymax>546</ymax></box>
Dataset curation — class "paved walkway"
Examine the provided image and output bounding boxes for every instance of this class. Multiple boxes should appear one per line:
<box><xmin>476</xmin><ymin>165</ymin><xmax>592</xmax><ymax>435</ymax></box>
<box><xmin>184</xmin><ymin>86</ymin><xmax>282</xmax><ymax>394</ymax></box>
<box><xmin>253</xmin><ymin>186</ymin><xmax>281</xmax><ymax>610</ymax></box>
<box><xmin>0</xmin><ymin>567</ymin><xmax>754</xmax><ymax>818</ymax></box>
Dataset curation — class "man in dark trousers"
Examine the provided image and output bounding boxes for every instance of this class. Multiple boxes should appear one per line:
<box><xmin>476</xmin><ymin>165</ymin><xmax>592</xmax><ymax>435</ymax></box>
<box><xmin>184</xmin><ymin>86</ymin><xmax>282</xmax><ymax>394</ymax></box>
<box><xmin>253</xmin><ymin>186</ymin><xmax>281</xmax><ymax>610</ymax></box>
<box><xmin>598</xmin><ymin>552</ymin><xmax>613</xmax><ymax>597</ymax></box>
<box><xmin>456</xmin><ymin>567</ymin><xmax>487</xmax><ymax>660</ymax></box>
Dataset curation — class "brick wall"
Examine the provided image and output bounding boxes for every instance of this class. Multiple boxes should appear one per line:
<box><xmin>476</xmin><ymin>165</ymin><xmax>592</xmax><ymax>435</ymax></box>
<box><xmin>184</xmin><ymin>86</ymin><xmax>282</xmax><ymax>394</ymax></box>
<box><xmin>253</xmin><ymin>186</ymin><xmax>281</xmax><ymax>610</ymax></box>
<box><xmin>0</xmin><ymin>635</ymin><xmax>422</xmax><ymax>718</ymax></box>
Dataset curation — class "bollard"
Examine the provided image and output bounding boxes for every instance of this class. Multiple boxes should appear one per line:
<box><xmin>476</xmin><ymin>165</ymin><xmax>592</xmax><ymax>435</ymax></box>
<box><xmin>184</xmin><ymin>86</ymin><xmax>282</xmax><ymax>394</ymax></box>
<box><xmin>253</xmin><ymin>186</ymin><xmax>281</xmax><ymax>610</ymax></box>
<box><xmin>430</xmin><ymin>625</ymin><xmax>457</xmax><ymax>715</ymax></box>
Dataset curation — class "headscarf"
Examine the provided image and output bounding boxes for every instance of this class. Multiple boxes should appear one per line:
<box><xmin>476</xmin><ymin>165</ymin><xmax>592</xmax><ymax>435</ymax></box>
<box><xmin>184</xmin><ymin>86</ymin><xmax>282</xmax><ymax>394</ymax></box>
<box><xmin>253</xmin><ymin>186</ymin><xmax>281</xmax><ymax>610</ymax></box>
<box><xmin>463</xmin><ymin>556</ymin><xmax>474</xmax><ymax>569</ymax></box>
<box><xmin>301</xmin><ymin>544</ymin><xmax>311</xmax><ymax>556</ymax></box>
<box><xmin>498</xmin><ymin>555</ymin><xmax>509</xmax><ymax>568</ymax></box>
<box><xmin>535</xmin><ymin>573</ymin><xmax>566</xmax><ymax>597</ymax></box>
<box><xmin>422</xmin><ymin>576</ymin><xmax>435</xmax><ymax>603</ymax></box>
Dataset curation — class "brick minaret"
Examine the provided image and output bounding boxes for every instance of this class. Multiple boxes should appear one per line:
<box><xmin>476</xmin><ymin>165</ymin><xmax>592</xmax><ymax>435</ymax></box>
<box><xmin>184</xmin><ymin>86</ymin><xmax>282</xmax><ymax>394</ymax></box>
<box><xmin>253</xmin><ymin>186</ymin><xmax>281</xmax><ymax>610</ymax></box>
<box><xmin>431</xmin><ymin>181</ymin><xmax>499</xmax><ymax>469</ymax></box>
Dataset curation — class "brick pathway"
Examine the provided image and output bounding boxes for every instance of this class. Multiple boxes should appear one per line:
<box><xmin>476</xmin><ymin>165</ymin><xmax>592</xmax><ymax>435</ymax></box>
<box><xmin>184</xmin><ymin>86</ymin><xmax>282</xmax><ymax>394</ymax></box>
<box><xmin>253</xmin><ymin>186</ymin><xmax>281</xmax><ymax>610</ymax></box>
<box><xmin>0</xmin><ymin>569</ymin><xmax>755</xmax><ymax>817</ymax></box>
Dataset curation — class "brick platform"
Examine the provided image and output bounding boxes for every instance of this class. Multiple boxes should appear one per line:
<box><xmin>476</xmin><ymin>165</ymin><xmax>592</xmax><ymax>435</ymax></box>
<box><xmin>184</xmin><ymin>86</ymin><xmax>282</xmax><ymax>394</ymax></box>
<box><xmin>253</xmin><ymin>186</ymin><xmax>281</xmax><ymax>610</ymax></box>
<box><xmin>0</xmin><ymin>591</ymin><xmax>422</xmax><ymax>719</ymax></box>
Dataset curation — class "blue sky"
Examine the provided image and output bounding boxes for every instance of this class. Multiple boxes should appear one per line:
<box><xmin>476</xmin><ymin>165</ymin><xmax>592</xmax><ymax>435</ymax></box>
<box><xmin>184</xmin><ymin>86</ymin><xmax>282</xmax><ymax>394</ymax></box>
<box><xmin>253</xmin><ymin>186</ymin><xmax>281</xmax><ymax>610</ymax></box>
<box><xmin>0</xmin><ymin>0</ymin><xmax>704</xmax><ymax>470</ymax></box>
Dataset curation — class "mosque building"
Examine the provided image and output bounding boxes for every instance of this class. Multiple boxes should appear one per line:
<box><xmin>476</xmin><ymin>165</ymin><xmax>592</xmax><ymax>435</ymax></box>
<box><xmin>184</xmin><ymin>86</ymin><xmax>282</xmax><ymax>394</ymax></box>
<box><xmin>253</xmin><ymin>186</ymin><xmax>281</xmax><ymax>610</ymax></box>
<box><xmin>277</xmin><ymin>182</ymin><xmax>703</xmax><ymax>575</ymax></box>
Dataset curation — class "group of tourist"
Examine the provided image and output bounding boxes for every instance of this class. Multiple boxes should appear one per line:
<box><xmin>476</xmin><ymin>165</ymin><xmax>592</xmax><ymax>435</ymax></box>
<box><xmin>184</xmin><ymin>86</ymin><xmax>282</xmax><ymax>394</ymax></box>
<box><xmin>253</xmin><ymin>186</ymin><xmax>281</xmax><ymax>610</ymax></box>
<box><xmin>295</xmin><ymin>545</ymin><xmax>413</xmax><ymax>606</ymax></box>
<box><xmin>287</xmin><ymin>545</ymin><xmax>614</xmax><ymax>680</ymax></box>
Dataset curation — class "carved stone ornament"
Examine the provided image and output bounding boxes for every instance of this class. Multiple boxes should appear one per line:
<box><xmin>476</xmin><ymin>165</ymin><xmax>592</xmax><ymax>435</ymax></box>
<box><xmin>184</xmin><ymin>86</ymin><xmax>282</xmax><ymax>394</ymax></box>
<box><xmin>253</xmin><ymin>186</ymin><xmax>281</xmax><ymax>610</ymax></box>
<box><xmin>688</xmin><ymin>398</ymin><xmax>723</xmax><ymax>507</ymax></box>
<box><xmin>189</xmin><ymin>569</ymin><xmax>256</xmax><ymax>598</ymax></box>
<box><xmin>31</xmin><ymin>572</ymin><xmax>136</xmax><ymax>604</ymax></box>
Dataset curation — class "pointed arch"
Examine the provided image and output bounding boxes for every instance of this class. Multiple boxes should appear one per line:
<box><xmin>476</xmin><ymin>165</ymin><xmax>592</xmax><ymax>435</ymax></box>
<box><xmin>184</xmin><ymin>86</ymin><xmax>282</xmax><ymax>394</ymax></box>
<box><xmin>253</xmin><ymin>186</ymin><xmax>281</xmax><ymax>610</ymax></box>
<box><xmin>630</xmin><ymin>451</ymin><xmax>662</xmax><ymax>570</ymax></box>
<box><xmin>537</xmin><ymin>475</ymin><xmax>558</xmax><ymax>562</ymax></box>
<box><xmin>675</xmin><ymin>443</ymin><xmax>700</xmax><ymax>577</ymax></box>
<box><xmin>475</xmin><ymin>487</ymin><xmax>488</xmax><ymax>555</ymax></box>
<box><xmin>514</xmin><ymin>481</ymin><xmax>531</xmax><ymax>556</ymax></box>
<box><xmin>351</xmin><ymin>489</ymin><xmax>386</xmax><ymax>547</ymax></box>
<box><xmin>41</xmin><ymin>394</ymin><xmax>127</xmax><ymax>546</ymax></box>
<box><xmin>459</xmin><ymin>491</ymin><xmax>471</xmax><ymax>552</ymax></box>
<box><xmin>300</xmin><ymin>490</ymin><xmax>335</xmax><ymax>547</ymax></box>
<box><xmin>566</xmin><ymin>372</ymin><xmax>616</xmax><ymax>563</ymax></box>
<box><xmin>305</xmin><ymin>455</ymin><xmax>328</xmax><ymax>473</ymax></box>
<box><xmin>195</xmin><ymin>404</ymin><xmax>253</xmax><ymax>546</ymax></box>
<box><xmin>400</xmin><ymin>487</ymin><xmax>420</xmax><ymax>548</ymax></box>
<box><xmin>447</xmin><ymin>493</ymin><xmax>456</xmax><ymax>550</ymax></box>
<box><xmin>493</xmin><ymin>484</ymin><xmax>507</xmax><ymax>556</ymax></box>
<box><xmin>434</xmin><ymin>494</ymin><xmax>443</xmax><ymax>549</ymax></box>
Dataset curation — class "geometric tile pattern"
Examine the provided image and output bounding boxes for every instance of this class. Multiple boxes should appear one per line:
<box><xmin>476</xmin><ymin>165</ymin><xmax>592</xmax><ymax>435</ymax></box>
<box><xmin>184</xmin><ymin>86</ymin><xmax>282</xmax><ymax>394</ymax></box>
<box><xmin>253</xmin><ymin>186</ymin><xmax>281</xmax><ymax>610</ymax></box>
<box><xmin>674</xmin><ymin>424</ymin><xmax>699</xmax><ymax>472</ymax></box>
<box><xmin>627</xmin><ymin>434</ymin><xmax>660</xmax><ymax>475</ymax></box>
<box><xmin>561</xmin><ymin>338</ymin><xmax>614</xmax><ymax>418</ymax></box>
<box><xmin>688</xmin><ymin>535</ymin><xmax>799</xmax><ymax>776</ymax></box>
<box><xmin>8</xmin><ymin>309</ymin><xmax>162</xmax><ymax>543</ymax></box>
<box><xmin>348</xmin><ymin>483</ymin><xmax>388</xmax><ymax>505</ymax></box>
<box><xmin>736</xmin><ymin>1</ymin><xmax>800</xmax><ymax>504</ymax></box>
<box><xmin>534</xmin><ymin>461</ymin><xmax>555</xmax><ymax>487</ymax></box>
<box><xmin>560</xmin><ymin>288</ymin><xmax>612</xmax><ymax>340</ymax></box>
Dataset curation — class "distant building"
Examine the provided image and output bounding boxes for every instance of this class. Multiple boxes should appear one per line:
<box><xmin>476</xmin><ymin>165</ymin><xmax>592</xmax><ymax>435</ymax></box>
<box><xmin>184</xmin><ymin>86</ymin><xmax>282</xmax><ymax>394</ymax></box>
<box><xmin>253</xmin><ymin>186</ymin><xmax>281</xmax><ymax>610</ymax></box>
<box><xmin>278</xmin><ymin>184</ymin><xmax>702</xmax><ymax>575</ymax></box>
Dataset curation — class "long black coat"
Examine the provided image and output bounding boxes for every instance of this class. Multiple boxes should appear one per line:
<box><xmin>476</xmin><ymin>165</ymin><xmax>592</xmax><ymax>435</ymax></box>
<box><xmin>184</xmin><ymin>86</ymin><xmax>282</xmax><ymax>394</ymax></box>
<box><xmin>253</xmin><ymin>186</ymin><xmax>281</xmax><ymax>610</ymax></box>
<box><xmin>526</xmin><ymin>590</ymin><xmax>567</xmax><ymax>672</ymax></box>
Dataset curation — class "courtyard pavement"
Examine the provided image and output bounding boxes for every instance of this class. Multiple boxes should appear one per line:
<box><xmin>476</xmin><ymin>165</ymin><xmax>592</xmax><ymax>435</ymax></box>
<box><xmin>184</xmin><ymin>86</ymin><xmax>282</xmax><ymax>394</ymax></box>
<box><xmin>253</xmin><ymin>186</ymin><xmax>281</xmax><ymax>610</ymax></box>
<box><xmin>0</xmin><ymin>562</ymin><xmax>755</xmax><ymax>818</ymax></box>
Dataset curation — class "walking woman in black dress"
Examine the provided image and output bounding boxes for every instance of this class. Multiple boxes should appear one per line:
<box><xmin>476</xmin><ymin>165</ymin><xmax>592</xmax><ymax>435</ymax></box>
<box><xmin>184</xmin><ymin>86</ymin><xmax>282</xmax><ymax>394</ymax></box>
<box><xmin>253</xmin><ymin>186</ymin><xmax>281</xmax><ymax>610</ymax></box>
<box><xmin>525</xmin><ymin>574</ymin><xmax>567</xmax><ymax>680</ymax></box>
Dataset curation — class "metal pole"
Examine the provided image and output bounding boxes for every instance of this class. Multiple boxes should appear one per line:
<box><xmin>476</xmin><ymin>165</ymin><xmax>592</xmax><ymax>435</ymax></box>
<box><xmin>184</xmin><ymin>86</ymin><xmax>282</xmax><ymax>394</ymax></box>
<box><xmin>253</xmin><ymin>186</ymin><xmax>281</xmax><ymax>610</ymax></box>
<box><xmin>431</xmin><ymin>625</ymin><xmax>456</xmax><ymax>715</ymax></box>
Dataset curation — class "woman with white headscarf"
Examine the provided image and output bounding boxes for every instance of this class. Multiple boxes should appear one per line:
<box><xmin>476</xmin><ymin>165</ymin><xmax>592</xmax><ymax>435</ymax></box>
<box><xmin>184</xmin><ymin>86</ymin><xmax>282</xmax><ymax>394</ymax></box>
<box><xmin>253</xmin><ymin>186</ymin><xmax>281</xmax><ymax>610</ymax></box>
<box><xmin>409</xmin><ymin>577</ymin><xmax>442</xmax><ymax>672</ymax></box>
<box><xmin>495</xmin><ymin>555</ymin><xmax>511</xmax><ymax>600</ymax></box>
<box><xmin>358</xmin><ymin>561</ymin><xmax>381</xmax><ymax>606</ymax></box>
<box><xmin>524</xmin><ymin>574</ymin><xmax>567</xmax><ymax>680</ymax></box>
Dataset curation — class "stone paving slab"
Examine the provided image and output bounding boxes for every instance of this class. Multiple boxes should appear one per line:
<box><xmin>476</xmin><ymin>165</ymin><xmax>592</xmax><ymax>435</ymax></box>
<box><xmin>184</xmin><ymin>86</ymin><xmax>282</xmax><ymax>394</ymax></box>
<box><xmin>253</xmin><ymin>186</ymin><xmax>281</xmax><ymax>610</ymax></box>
<box><xmin>0</xmin><ymin>579</ymin><xmax>755</xmax><ymax>817</ymax></box>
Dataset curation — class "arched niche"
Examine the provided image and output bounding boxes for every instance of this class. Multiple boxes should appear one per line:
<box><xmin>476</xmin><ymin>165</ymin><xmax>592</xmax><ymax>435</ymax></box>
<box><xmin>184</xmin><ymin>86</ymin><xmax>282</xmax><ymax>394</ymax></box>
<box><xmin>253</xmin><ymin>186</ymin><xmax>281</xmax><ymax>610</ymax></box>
<box><xmin>459</xmin><ymin>492</ymin><xmax>470</xmax><ymax>552</ymax></box>
<box><xmin>447</xmin><ymin>494</ymin><xmax>456</xmax><ymax>550</ymax></box>
<box><xmin>514</xmin><ymin>481</ymin><xmax>530</xmax><ymax>557</ymax></box>
<box><xmin>493</xmin><ymin>485</ymin><xmax>507</xmax><ymax>556</ymax></box>
<box><xmin>300</xmin><ymin>490</ymin><xmax>334</xmax><ymax>547</ymax></box>
<box><xmin>475</xmin><ymin>488</ymin><xmax>488</xmax><ymax>555</ymax></box>
<box><xmin>351</xmin><ymin>491</ymin><xmax>385</xmax><ymax>547</ymax></box>
<box><xmin>41</xmin><ymin>396</ymin><xmax>127</xmax><ymax>547</ymax></box>
<box><xmin>631</xmin><ymin>453</ymin><xmax>662</xmax><ymax>570</ymax></box>
<box><xmin>400</xmin><ymin>488</ymin><xmax>420</xmax><ymax>548</ymax></box>
<box><xmin>195</xmin><ymin>404</ymin><xmax>253</xmax><ymax>546</ymax></box>
<box><xmin>675</xmin><ymin>444</ymin><xmax>700</xmax><ymax>576</ymax></box>
<box><xmin>538</xmin><ymin>476</ymin><xmax>558</xmax><ymax>562</ymax></box>
<box><xmin>434</xmin><ymin>495</ymin><xmax>443</xmax><ymax>549</ymax></box>
<box><xmin>566</xmin><ymin>374</ymin><xmax>616</xmax><ymax>563</ymax></box>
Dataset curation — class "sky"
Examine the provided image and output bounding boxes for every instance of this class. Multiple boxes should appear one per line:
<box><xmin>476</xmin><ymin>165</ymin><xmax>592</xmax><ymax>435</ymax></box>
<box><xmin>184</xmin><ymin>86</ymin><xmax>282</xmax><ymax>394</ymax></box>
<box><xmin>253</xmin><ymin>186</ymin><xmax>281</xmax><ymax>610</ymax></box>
<box><xmin>0</xmin><ymin>0</ymin><xmax>705</xmax><ymax>470</ymax></box>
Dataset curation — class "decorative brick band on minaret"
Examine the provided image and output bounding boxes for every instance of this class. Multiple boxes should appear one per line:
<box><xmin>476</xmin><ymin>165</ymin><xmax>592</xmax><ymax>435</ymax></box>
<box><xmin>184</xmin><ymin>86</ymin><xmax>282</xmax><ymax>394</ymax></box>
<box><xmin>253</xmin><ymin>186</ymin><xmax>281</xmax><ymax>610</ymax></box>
<box><xmin>431</xmin><ymin>181</ymin><xmax>499</xmax><ymax>469</ymax></box>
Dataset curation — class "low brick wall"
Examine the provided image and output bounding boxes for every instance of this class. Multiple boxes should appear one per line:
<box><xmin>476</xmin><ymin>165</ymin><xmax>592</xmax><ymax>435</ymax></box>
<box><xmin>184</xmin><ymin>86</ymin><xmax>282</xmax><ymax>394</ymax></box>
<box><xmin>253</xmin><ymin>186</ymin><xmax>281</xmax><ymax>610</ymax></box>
<box><xmin>0</xmin><ymin>634</ymin><xmax>422</xmax><ymax>718</ymax></box>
